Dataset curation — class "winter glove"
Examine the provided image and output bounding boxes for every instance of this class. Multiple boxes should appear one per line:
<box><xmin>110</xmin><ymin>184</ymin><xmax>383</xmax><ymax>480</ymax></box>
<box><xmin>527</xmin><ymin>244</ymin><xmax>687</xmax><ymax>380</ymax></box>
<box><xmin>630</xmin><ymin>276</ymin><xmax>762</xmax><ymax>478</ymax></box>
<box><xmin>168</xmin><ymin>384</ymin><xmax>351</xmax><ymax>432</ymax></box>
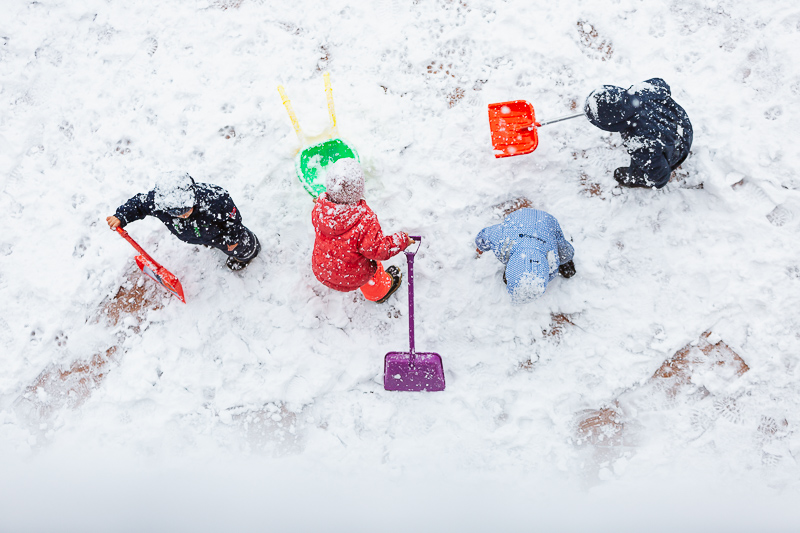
<box><xmin>559</xmin><ymin>260</ymin><xmax>576</xmax><ymax>279</ymax></box>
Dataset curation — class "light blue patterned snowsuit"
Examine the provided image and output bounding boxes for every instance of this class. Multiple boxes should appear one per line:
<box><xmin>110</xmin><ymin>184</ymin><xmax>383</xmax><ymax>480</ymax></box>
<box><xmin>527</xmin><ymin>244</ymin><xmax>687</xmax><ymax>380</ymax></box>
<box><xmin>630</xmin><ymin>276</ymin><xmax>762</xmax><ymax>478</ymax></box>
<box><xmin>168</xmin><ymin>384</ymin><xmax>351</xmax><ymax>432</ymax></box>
<box><xmin>475</xmin><ymin>209</ymin><xmax>574</xmax><ymax>304</ymax></box>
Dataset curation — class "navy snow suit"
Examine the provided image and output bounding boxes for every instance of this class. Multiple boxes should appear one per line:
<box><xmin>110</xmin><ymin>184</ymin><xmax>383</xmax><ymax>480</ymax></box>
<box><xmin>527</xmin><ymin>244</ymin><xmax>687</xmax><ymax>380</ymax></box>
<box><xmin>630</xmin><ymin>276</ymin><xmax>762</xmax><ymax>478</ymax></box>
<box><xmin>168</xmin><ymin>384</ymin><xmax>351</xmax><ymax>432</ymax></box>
<box><xmin>114</xmin><ymin>181</ymin><xmax>260</xmax><ymax>262</ymax></box>
<box><xmin>584</xmin><ymin>78</ymin><xmax>693</xmax><ymax>189</ymax></box>
<box><xmin>476</xmin><ymin>208</ymin><xmax>574</xmax><ymax>304</ymax></box>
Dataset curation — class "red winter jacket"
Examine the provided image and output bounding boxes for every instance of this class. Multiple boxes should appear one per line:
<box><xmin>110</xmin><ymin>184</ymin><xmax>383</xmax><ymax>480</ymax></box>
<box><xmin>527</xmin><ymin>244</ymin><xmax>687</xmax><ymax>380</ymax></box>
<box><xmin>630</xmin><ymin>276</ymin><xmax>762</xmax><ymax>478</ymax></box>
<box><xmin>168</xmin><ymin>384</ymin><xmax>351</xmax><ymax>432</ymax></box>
<box><xmin>312</xmin><ymin>193</ymin><xmax>410</xmax><ymax>292</ymax></box>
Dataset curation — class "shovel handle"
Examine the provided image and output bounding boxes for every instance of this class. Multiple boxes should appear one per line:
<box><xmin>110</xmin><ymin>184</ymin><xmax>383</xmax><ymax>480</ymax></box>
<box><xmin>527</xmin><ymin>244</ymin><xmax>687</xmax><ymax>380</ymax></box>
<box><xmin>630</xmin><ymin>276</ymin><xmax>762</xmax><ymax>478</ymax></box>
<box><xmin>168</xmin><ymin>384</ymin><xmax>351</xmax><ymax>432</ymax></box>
<box><xmin>535</xmin><ymin>112</ymin><xmax>585</xmax><ymax>128</ymax></box>
<box><xmin>116</xmin><ymin>227</ymin><xmax>160</xmax><ymax>269</ymax></box>
<box><xmin>406</xmin><ymin>235</ymin><xmax>422</xmax><ymax>256</ymax></box>
<box><xmin>405</xmin><ymin>236</ymin><xmax>423</xmax><ymax>356</ymax></box>
<box><xmin>115</xmin><ymin>227</ymin><xmax>149</xmax><ymax>257</ymax></box>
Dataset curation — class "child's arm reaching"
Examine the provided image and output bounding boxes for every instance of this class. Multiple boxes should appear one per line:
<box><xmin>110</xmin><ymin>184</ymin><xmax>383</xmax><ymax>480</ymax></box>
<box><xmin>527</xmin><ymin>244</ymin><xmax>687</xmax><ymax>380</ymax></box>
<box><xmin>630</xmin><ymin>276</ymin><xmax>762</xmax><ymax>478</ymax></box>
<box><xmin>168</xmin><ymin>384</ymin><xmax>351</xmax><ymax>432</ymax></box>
<box><xmin>475</xmin><ymin>224</ymin><xmax>505</xmax><ymax>260</ymax></box>
<box><xmin>110</xmin><ymin>192</ymin><xmax>153</xmax><ymax>228</ymax></box>
<box><xmin>358</xmin><ymin>213</ymin><xmax>410</xmax><ymax>260</ymax></box>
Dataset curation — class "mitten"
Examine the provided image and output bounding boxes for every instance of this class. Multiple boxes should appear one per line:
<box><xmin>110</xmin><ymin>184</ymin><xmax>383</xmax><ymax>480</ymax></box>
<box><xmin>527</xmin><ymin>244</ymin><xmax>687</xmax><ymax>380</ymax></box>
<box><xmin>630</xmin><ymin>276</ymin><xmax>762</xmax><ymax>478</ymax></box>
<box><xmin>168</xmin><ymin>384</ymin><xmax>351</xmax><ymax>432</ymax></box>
<box><xmin>559</xmin><ymin>260</ymin><xmax>576</xmax><ymax>278</ymax></box>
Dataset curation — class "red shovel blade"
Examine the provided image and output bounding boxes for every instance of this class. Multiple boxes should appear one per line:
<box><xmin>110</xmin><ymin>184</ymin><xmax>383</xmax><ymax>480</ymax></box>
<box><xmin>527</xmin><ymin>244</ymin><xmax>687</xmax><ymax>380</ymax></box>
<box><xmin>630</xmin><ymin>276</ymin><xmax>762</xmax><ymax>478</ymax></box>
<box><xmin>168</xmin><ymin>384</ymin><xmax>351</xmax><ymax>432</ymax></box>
<box><xmin>488</xmin><ymin>100</ymin><xmax>539</xmax><ymax>158</ymax></box>
<box><xmin>134</xmin><ymin>254</ymin><xmax>186</xmax><ymax>303</ymax></box>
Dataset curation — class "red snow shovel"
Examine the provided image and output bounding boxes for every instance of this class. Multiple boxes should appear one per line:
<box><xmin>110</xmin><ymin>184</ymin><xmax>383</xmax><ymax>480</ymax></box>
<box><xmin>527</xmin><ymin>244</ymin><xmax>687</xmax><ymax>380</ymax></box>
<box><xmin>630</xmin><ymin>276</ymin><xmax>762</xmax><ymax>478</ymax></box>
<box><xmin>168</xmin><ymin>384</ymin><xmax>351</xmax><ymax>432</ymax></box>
<box><xmin>115</xmin><ymin>227</ymin><xmax>186</xmax><ymax>303</ymax></box>
<box><xmin>384</xmin><ymin>236</ymin><xmax>445</xmax><ymax>392</ymax></box>
<box><xmin>488</xmin><ymin>100</ymin><xmax>584</xmax><ymax>158</ymax></box>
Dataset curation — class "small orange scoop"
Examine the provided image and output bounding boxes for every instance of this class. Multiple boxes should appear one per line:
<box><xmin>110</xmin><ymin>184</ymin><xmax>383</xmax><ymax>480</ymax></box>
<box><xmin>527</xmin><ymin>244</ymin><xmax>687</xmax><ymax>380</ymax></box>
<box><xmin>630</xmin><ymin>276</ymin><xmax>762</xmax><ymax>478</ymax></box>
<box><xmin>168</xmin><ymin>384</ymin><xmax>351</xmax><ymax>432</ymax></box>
<box><xmin>488</xmin><ymin>100</ymin><xmax>538</xmax><ymax>158</ymax></box>
<box><xmin>489</xmin><ymin>100</ymin><xmax>584</xmax><ymax>158</ymax></box>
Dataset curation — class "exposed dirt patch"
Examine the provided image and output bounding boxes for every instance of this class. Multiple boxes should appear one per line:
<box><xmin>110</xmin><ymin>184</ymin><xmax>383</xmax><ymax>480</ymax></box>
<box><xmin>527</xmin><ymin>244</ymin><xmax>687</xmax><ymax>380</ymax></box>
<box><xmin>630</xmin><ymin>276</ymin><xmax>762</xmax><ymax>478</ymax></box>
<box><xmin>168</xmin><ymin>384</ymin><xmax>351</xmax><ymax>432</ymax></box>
<box><xmin>576</xmin><ymin>20</ymin><xmax>614</xmax><ymax>61</ymax></box>
<box><xmin>579</xmin><ymin>171</ymin><xmax>604</xmax><ymax>198</ymax></box>
<box><xmin>571</xmin><ymin>150</ymin><xmax>606</xmax><ymax>198</ymax></box>
<box><xmin>543</xmin><ymin>313</ymin><xmax>576</xmax><ymax>341</ymax></box>
<box><xmin>651</xmin><ymin>331</ymin><xmax>749</xmax><ymax>400</ymax></box>
<box><xmin>218</xmin><ymin>125</ymin><xmax>235</xmax><ymax>139</ymax></box>
<box><xmin>19</xmin><ymin>346</ymin><xmax>120</xmax><ymax>420</ymax></box>
<box><xmin>317</xmin><ymin>44</ymin><xmax>330</xmax><ymax>72</ymax></box>
<box><xmin>115</xmin><ymin>139</ymin><xmax>131</xmax><ymax>155</ymax></box>
<box><xmin>492</xmin><ymin>196</ymin><xmax>532</xmax><ymax>217</ymax></box>
<box><xmin>573</xmin><ymin>331</ymin><xmax>749</xmax><ymax>456</ymax></box>
<box><xmin>575</xmin><ymin>406</ymin><xmax>626</xmax><ymax>447</ymax></box>
<box><xmin>424</xmin><ymin>39</ymin><xmax>481</xmax><ymax>108</ymax></box>
<box><xmin>14</xmin><ymin>268</ymin><xmax>165</xmax><ymax>436</ymax></box>
<box><xmin>447</xmin><ymin>87</ymin><xmax>465</xmax><ymax>108</ymax></box>
<box><xmin>97</xmin><ymin>271</ymin><xmax>164</xmax><ymax>328</ymax></box>
<box><xmin>427</xmin><ymin>61</ymin><xmax>456</xmax><ymax>78</ymax></box>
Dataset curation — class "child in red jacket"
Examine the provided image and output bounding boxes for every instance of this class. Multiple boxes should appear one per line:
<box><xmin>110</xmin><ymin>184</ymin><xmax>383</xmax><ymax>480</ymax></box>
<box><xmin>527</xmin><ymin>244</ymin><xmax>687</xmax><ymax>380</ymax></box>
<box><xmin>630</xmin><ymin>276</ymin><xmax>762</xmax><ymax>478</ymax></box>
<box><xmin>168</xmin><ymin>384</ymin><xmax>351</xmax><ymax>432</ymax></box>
<box><xmin>311</xmin><ymin>159</ymin><xmax>412</xmax><ymax>303</ymax></box>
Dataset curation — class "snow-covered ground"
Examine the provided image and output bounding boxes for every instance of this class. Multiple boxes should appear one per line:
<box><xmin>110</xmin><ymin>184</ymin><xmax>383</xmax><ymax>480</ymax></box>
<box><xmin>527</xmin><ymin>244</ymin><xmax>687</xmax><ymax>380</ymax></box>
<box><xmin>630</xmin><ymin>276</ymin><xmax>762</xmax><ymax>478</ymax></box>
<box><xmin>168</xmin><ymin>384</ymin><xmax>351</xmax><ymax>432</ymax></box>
<box><xmin>1</xmin><ymin>0</ymin><xmax>799</xmax><ymax>530</ymax></box>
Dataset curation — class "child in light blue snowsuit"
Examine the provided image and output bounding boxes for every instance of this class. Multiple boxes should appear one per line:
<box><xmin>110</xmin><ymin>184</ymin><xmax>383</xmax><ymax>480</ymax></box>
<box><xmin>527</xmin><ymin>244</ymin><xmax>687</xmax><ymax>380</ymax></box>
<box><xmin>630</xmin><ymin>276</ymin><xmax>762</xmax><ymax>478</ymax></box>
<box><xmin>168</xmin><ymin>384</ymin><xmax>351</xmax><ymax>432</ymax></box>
<box><xmin>475</xmin><ymin>208</ymin><xmax>575</xmax><ymax>304</ymax></box>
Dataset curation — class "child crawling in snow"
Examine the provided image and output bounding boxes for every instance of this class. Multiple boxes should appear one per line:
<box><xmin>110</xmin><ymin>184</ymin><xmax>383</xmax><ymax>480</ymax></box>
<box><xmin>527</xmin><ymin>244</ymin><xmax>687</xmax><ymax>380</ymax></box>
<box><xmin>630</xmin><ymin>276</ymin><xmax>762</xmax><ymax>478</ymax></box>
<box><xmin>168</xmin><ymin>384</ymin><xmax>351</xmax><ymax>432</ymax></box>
<box><xmin>476</xmin><ymin>208</ymin><xmax>575</xmax><ymax>304</ymax></box>
<box><xmin>311</xmin><ymin>159</ymin><xmax>412</xmax><ymax>303</ymax></box>
<box><xmin>584</xmin><ymin>78</ymin><xmax>693</xmax><ymax>189</ymax></box>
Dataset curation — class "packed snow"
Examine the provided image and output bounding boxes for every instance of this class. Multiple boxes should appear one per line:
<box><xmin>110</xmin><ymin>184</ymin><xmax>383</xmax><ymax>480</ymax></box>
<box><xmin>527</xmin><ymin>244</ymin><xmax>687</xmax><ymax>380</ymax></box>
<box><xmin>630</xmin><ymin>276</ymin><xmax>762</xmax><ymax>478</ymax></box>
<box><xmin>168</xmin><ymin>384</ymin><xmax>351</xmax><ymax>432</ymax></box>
<box><xmin>1</xmin><ymin>0</ymin><xmax>799</xmax><ymax>530</ymax></box>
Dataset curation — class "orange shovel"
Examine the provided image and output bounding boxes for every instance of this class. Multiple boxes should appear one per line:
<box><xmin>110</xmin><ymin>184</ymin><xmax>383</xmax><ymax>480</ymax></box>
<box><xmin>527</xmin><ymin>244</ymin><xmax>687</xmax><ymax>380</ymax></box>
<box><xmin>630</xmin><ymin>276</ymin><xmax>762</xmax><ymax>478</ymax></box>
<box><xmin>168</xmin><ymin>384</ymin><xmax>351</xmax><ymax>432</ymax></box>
<box><xmin>115</xmin><ymin>227</ymin><xmax>186</xmax><ymax>303</ymax></box>
<box><xmin>488</xmin><ymin>100</ymin><xmax>584</xmax><ymax>158</ymax></box>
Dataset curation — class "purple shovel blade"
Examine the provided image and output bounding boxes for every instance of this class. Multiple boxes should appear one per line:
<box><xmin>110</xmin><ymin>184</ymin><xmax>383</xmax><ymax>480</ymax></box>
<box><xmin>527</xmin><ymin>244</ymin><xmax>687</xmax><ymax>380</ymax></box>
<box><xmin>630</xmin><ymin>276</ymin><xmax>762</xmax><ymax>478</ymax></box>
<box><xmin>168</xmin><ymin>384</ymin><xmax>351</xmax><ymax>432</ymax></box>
<box><xmin>384</xmin><ymin>352</ymin><xmax>446</xmax><ymax>392</ymax></box>
<box><xmin>383</xmin><ymin>236</ymin><xmax>446</xmax><ymax>392</ymax></box>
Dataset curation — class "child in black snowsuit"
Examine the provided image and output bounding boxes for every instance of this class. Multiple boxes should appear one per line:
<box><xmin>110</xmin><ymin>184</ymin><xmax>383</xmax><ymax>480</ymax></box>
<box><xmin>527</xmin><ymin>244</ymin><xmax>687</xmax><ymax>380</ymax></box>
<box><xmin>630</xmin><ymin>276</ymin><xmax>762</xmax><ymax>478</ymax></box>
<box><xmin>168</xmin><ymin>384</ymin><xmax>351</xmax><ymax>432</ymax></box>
<box><xmin>106</xmin><ymin>171</ymin><xmax>260</xmax><ymax>270</ymax></box>
<box><xmin>584</xmin><ymin>78</ymin><xmax>692</xmax><ymax>189</ymax></box>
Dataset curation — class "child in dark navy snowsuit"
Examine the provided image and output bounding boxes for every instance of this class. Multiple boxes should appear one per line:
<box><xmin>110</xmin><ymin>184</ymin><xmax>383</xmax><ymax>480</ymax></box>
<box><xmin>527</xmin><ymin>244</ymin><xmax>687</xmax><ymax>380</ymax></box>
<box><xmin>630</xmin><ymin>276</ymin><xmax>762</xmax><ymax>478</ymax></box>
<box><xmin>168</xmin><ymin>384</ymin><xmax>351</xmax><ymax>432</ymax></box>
<box><xmin>106</xmin><ymin>171</ymin><xmax>260</xmax><ymax>271</ymax></box>
<box><xmin>584</xmin><ymin>78</ymin><xmax>692</xmax><ymax>189</ymax></box>
<box><xmin>476</xmin><ymin>208</ymin><xmax>575</xmax><ymax>304</ymax></box>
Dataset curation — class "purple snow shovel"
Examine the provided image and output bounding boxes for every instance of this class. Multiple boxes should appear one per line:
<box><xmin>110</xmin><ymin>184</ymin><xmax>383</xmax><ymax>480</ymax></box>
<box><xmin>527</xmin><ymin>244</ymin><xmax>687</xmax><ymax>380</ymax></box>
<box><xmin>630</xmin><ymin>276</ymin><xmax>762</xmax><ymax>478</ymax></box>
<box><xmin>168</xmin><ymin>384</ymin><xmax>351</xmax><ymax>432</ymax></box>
<box><xmin>384</xmin><ymin>236</ymin><xmax>446</xmax><ymax>392</ymax></box>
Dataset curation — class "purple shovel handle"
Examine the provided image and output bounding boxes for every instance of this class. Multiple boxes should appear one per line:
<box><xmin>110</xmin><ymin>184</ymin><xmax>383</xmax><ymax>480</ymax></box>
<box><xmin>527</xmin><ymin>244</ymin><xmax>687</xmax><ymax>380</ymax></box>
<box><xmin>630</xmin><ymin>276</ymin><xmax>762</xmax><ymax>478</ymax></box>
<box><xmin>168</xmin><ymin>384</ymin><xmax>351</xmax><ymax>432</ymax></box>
<box><xmin>406</xmin><ymin>236</ymin><xmax>422</xmax><ymax>359</ymax></box>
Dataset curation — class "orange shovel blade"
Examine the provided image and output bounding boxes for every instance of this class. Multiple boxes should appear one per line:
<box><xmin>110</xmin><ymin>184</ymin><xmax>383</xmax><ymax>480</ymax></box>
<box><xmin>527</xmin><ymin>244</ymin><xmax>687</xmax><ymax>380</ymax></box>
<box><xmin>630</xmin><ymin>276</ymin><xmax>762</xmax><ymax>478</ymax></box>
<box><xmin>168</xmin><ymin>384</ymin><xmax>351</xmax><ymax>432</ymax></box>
<box><xmin>488</xmin><ymin>100</ymin><xmax>539</xmax><ymax>158</ymax></box>
<box><xmin>135</xmin><ymin>254</ymin><xmax>186</xmax><ymax>303</ymax></box>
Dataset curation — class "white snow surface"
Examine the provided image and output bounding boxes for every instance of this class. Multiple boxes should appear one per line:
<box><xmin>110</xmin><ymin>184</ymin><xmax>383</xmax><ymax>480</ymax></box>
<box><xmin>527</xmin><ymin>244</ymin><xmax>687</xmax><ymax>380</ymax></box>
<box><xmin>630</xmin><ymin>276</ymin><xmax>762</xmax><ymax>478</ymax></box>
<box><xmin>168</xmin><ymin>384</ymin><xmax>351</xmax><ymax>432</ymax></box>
<box><xmin>1</xmin><ymin>0</ymin><xmax>800</xmax><ymax>529</ymax></box>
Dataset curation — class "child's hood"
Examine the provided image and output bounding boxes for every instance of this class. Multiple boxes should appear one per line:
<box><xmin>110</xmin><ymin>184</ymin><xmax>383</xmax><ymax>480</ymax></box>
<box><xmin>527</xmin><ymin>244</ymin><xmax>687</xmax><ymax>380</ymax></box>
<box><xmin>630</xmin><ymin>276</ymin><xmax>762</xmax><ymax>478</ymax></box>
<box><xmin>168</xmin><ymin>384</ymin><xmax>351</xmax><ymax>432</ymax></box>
<box><xmin>584</xmin><ymin>78</ymin><xmax>671</xmax><ymax>132</ymax></box>
<box><xmin>506</xmin><ymin>250</ymin><xmax>554</xmax><ymax>305</ymax></box>
<box><xmin>313</xmin><ymin>194</ymin><xmax>370</xmax><ymax>237</ymax></box>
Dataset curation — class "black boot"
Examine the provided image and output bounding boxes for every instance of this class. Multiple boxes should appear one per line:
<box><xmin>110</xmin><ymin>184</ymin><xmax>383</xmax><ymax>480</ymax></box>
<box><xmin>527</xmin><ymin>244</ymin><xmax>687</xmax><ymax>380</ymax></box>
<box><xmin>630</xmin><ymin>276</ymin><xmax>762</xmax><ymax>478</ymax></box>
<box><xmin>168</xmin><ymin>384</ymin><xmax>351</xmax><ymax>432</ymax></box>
<box><xmin>376</xmin><ymin>266</ymin><xmax>403</xmax><ymax>304</ymax></box>
<box><xmin>614</xmin><ymin>167</ymin><xmax>653</xmax><ymax>188</ymax></box>
<box><xmin>226</xmin><ymin>255</ymin><xmax>249</xmax><ymax>271</ymax></box>
<box><xmin>559</xmin><ymin>260</ymin><xmax>576</xmax><ymax>278</ymax></box>
<box><xmin>226</xmin><ymin>236</ymin><xmax>261</xmax><ymax>271</ymax></box>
